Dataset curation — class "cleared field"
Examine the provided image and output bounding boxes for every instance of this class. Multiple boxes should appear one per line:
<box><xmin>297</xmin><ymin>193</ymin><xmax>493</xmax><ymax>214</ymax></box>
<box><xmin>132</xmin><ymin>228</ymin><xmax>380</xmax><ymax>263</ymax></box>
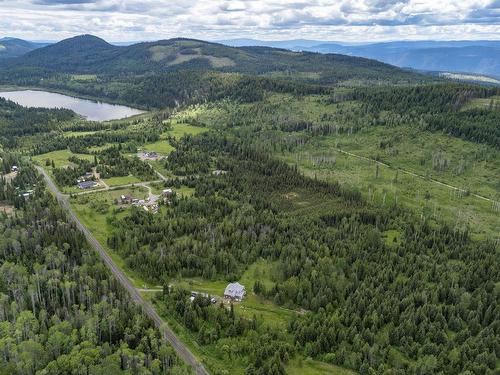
<box><xmin>139</xmin><ymin>122</ymin><xmax>208</xmax><ymax>155</ymax></box>
<box><xmin>324</xmin><ymin>125</ymin><xmax>500</xmax><ymax>200</ymax></box>
<box><xmin>463</xmin><ymin>95</ymin><xmax>500</xmax><ymax>110</ymax></box>
<box><xmin>32</xmin><ymin>149</ymin><xmax>93</xmax><ymax>168</ymax></box>
<box><xmin>87</xmin><ymin>143</ymin><xmax>114</xmax><ymax>152</ymax></box>
<box><xmin>164</xmin><ymin>120</ymin><xmax>209</xmax><ymax>139</ymax></box>
<box><xmin>170</xmin><ymin>258</ymin><xmax>297</xmax><ymax>328</ymax></box>
<box><xmin>286</xmin><ymin>358</ymin><xmax>357</xmax><ymax>375</ymax></box>
<box><xmin>141</xmin><ymin>139</ymin><xmax>175</xmax><ymax>154</ymax></box>
<box><xmin>176</xmin><ymin>185</ymin><xmax>195</xmax><ymax>198</ymax></box>
<box><xmin>70</xmin><ymin>186</ymin><xmax>156</xmax><ymax>288</ymax></box>
<box><xmin>63</xmin><ymin>130</ymin><xmax>97</xmax><ymax>137</ymax></box>
<box><xmin>103</xmin><ymin>175</ymin><xmax>142</xmax><ymax>186</ymax></box>
<box><xmin>279</xmin><ymin>149</ymin><xmax>499</xmax><ymax>240</ymax></box>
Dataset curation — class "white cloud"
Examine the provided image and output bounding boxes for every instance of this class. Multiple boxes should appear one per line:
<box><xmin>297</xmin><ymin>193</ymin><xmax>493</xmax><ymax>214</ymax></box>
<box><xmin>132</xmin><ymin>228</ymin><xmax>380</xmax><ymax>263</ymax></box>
<box><xmin>0</xmin><ymin>0</ymin><xmax>499</xmax><ymax>41</ymax></box>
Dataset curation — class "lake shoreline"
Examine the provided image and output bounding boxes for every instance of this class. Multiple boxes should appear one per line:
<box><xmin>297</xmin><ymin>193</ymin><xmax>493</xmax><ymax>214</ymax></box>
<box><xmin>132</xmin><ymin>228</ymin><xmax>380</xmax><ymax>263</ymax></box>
<box><xmin>0</xmin><ymin>84</ymin><xmax>151</xmax><ymax>112</ymax></box>
<box><xmin>0</xmin><ymin>88</ymin><xmax>146</xmax><ymax>122</ymax></box>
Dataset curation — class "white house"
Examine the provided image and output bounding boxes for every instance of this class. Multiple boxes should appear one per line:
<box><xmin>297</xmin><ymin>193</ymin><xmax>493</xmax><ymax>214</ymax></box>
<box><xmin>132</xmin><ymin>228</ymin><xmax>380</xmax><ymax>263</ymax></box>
<box><xmin>162</xmin><ymin>188</ymin><xmax>174</xmax><ymax>197</ymax></box>
<box><xmin>224</xmin><ymin>282</ymin><xmax>246</xmax><ymax>301</ymax></box>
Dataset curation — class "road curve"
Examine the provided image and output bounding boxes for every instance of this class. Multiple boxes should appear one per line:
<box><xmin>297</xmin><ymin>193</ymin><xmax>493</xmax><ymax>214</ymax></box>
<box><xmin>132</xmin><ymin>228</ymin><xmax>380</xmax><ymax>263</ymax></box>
<box><xmin>36</xmin><ymin>166</ymin><xmax>210</xmax><ymax>375</ymax></box>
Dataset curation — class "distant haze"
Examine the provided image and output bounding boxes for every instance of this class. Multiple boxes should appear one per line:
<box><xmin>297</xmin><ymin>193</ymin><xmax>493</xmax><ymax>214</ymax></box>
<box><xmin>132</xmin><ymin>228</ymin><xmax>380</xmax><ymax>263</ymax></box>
<box><xmin>220</xmin><ymin>39</ymin><xmax>500</xmax><ymax>78</ymax></box>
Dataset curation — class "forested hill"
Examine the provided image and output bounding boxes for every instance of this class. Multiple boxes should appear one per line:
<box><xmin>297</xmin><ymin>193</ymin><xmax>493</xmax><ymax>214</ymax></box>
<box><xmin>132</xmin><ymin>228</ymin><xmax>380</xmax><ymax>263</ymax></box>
<box><xmin>1</xmin><ymin>34</ymin><xmax>425</xmax><ymax>84</ymax></box>
<box><xmin>0</xmin><ymin>37</ymin><xmax>47</xmax><ymax>59</ymax></box>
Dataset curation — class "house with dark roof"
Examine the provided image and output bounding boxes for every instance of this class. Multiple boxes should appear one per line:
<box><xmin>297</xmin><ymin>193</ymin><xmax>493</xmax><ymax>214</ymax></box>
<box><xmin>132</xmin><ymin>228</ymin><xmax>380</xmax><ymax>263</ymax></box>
<box><xmin>78</xmin><ymin>180</ymin><xmax>98</xmax><ymax>189</ymax></box>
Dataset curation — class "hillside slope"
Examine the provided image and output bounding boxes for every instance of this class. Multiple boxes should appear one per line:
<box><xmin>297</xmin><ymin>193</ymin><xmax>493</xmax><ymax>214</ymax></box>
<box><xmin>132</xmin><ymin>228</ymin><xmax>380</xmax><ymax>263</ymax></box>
<box><xmin>0</xmin><ymin>37</ymin><xmax>48</xmax><ymax>59</ymax></box>
<box><xmin>2</xmin><ymin>34</ymin><xmax>425</xmax><ymax>84</ymax></box>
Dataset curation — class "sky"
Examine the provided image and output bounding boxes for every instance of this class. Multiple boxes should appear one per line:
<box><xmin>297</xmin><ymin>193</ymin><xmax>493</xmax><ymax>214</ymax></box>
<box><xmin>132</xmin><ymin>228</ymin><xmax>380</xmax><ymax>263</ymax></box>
<box><xmin>1</xmin><ymin>0</ymin><xmax>500</xmax><ymax>42</ymax></box>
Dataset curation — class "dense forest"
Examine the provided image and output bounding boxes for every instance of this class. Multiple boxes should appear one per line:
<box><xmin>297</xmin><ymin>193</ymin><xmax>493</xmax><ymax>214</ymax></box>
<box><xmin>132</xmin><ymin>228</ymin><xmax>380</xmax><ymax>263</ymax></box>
<box><xmin>97</xmin><ymin>147</ymin><xmax>157</xmax><ymax>180</ymax></box>
<box><xmin>0</xmin><ymin>98</ymin><xmax>74</xmax><ymax>148</ymax></box>
<box><xmin>0</xmin><ymin>160</ymin><xmax>191</xmax><ymax>374</ymax></box>
<box><xmin>0</xmin><ymin>98</ymin><xmax>202</xmax><ymax>374</ymax></box>
<box><xmin>106</xmin><ymin>134</ymin><xmax>499</xmax><ymax>374</ymax></box>
<box><xmin>352</xmin><ymin>84</ymin><xmax>500</xmax><ymax>148</ymax></box>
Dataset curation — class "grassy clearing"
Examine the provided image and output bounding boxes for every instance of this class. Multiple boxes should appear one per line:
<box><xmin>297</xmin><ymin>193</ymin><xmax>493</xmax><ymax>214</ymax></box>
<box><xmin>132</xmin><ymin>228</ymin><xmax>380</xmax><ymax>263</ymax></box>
<box><xmin>164</xmin><ymin>120</ymin><xmax>209</xmax><ymax>139</ymax></box>
<box><xmin>279</xmin><ymin>150</ymin><xmax>499</xmax><ymax>240</ymax></box>
<box><xmin>63</xmin><ymin>130</ymin><xmax>97</xmax><ymax>137</ymax></box>
<box><xmin>137</xmin><ymin>120</ymin><xmax>208</xmax><ymax>156</ymax></box>
<box><xmin>32</xmin><ymin>149</ymin><xmax>93</xmax><ymax>168</ymax></box>
<box><xmin>235</xmin><ymin>259</ymin><xmax>298</xmax><ymax>327</ymax></box>
<box><xmin>273</xmin><ymin>188</ymin><xmax>350</xmax><ymax>218</ymax></box>
<box><xmin>87</xmin><ymin>143</ymin><xmax>114</xmax><ymax>153</ymax></box>
<box><xmin>32</xmin><ymin>150</ymin><xmax>96</xmax><ymax>193</ymax></box>
<box><xmin>70</xmin><ymin>187</ymin><xmax>157</xmax><ymax>288</ymax></box>
<box><xmin>383</xmin><ymin>229</ymin><xmax>402</xmax><ymax>247</ymax></box>
<box><xmin>141</xmin><ymin>139</ymin><xmax>175</xmax><ymax>154</ymax></box>
<box><xmin>171</xmin><ymin>259</ymin><xmax>296</xmax><ymax>329</ymax></box>
<box><xmin>103</xmin><ymin>175</ymin><xmax>142</xmax><ymax>186</ymax></box>
<box><xmin>176</xmin><ymin>186</ymin><xmax>196</xmax><ymax>198</ymax></box>
<box><xmin>286</xmin><ymin>358</ymin><xmax>357</xmax><ymax>375</ymax></box>
<box><xmin>71</xmin><ymin>74</ymin><xmax>97</xmax><ymax>81</ymax></box>
<box><xmin>239</xmin><ymin>258</ymin><xmax>277</xmax><ymax>290</ymax></box>
<box><xmin>326</xmin><ymin>125</ymin><xmax>500</xmax><ymax>200</ymax></box>
<box><xmin>462</xmin><ymin>95</ymin><xmax>500</xmax><ymax>110</ymax></box>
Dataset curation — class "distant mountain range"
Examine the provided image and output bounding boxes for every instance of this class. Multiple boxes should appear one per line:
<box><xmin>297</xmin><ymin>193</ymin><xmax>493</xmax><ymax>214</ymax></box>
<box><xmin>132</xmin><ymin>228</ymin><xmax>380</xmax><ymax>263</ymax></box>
<box><xmin>0</xmin><ymin>34</ymin><xmax>422</xmax><ymax>84</ymax></box>
<box><xmin>5</xmin><ymin>35</ymin><xmax>500</xmax><ymax>80</ymax></box>
<box><xmin>0</xmin><ymin>37</ymin><xmax>49</xmax><ymax>59</ymax></box>
<box><xmin>220</xmin><ymin>39</ymin><xmax>500</xmax><ymax>78</ymax></box>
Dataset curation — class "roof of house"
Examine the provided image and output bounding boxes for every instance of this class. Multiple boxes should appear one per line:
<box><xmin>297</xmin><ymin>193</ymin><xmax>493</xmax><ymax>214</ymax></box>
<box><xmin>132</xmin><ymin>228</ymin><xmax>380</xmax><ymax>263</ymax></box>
<box><xmin>224</xmin><ymin>282</ymin><xmax>246</xmax><ymax>299</ymax></box>
<box><xmin>148</xmin><ymin>195</ymin><xmax>160</xmax><ymax>204</ymax></box>
<box><xmin>78</xmin><ymin>181</ymin><xmax>97</xmax><ymax>189</ymax></box>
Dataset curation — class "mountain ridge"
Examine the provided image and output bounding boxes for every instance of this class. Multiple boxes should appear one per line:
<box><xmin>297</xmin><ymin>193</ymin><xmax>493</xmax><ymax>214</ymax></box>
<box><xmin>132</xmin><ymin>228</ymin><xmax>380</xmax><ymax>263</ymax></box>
<box><xmin>1</xmin><ymin>34</ymin><xmax>425</xmax><ymax>84</ymax></box>
<box><xmin>0</xmin><ymin>37</ymin><xmax>49</xmax><ymax>59</ymax></box>
<box><xmin>220</xmin><ymin>39</ymin><xmax>500</xmax><ymax>77</ymax></box>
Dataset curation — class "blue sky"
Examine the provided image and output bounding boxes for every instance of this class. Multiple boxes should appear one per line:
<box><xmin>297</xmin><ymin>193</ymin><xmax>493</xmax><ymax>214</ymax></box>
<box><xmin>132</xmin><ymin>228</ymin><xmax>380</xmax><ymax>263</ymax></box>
<box><xmin>1</xmin><ymin>0</ymin><xmax>500</xmax><ymax>42</ymax></box>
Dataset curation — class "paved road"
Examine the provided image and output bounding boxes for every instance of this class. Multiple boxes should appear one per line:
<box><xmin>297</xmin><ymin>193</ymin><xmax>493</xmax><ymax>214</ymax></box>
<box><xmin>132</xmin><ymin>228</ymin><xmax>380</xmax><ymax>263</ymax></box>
<box><xmin>36</xmin><ymin>166</ymin><xmax>210</xmax><ymax>375</ymax></box>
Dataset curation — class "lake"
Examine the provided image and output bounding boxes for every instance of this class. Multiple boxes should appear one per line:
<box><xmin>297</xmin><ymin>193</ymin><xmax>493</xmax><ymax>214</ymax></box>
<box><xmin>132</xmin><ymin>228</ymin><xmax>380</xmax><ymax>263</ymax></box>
<box><xmin>0</xmin><ymin>90</ymin><xmax>144</xmax><ymax>121</ymax></box>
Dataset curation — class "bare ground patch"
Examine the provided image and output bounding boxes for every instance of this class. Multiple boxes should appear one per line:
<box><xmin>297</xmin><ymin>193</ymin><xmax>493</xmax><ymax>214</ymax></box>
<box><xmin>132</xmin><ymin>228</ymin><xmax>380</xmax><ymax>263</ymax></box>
<box><xmin>0</xmin><ymin>203</ymin><xmax>14</xmax><ymax>216</ymax></box>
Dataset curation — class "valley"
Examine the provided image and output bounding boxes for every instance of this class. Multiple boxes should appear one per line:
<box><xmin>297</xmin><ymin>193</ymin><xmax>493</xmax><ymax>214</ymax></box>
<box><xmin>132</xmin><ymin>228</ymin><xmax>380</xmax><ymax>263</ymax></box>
<box><xmin>0</xmin><ymin>33</ymin><xmax>498</xmax><ymax>375</ymax></box>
